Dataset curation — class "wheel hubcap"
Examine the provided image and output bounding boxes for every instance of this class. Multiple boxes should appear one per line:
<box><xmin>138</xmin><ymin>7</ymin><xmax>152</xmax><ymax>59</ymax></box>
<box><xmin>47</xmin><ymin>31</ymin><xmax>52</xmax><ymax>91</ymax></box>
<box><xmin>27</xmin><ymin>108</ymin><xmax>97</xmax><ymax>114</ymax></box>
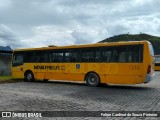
<box><xmin>91</xmin><ymin>77</ymin><xmax>95</xmax><ymax>82</ymax></box>
<box><xmin>88</xmin><ymin>76</ymin><xmax>96</xmax><ymax>85</ymax></box>
<box><xmin>27</xmin><ymin>74</ymin><xmax>32</xmax><ymax>80</ymax></box>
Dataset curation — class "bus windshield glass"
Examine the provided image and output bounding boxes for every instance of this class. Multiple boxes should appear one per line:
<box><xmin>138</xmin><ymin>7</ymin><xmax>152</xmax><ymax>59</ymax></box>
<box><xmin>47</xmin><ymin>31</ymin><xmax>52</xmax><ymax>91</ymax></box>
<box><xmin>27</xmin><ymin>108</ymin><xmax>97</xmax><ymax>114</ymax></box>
<box><xmin>149</xmin><ymin>44</ymin><xmax>154</xmax><ymax>56</ymax></box>
<box><xmin>12</xmin><ymin>53</ymin><xmax>23</xmax><ymax>66</ymax></box>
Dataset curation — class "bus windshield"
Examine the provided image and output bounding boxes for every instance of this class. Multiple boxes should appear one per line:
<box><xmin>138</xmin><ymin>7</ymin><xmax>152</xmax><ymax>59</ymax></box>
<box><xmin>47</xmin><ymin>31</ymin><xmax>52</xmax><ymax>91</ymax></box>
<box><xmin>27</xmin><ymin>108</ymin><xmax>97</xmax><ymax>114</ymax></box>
<box><xmin>149</xmin><ymin>44</ymin><xmax>154</xmax><ymax>56</ymax></box>
<box><xmin>12</xmin><ymin>53</ymin><xmax>23</xmax><ymax>66</ymax></box>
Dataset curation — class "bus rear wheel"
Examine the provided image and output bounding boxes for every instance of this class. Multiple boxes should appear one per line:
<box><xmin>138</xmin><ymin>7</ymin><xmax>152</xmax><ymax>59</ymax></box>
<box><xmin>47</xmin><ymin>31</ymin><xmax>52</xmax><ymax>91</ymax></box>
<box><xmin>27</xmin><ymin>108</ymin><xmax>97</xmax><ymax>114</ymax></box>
<box><xmin>24</xmin><ymin>71</ymin><xmax>34</xmax><ymax>82</ymax></box>
<box><xmin>85</xmin><ymin>73</ymin><xmax>100</xmax><ymax>87</ymax></box>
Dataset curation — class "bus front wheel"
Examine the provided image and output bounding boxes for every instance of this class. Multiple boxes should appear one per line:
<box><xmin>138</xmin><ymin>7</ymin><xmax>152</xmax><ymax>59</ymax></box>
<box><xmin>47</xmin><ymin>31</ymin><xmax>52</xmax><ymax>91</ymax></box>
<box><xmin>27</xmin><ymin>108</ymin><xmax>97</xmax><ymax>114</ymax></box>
<box><xmin>85</xmin><ymin>73</ymin><xmax>100</xmax><ymax>87</ymax></box>
<box><xmin>24</xmin><ymin>71</ymin><xmax>34</xmax><ymax>82</ymax></box>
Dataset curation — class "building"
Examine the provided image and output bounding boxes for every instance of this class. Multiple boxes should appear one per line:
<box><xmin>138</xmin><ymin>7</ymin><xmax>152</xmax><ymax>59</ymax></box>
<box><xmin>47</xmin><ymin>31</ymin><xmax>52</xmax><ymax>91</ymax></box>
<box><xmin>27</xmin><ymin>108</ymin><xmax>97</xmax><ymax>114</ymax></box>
<box><xmin>0</xmin><ymin>46</ymin><xmax>12</xmax><ymax>76</ymax></box>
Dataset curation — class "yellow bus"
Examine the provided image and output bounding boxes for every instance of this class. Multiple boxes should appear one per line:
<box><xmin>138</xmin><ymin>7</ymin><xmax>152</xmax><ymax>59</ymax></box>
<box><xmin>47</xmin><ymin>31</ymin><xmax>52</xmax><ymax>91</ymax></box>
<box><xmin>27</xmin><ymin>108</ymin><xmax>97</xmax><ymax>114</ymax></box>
<box><xmin>155</xmin><ymin>55</ymin><xmax>160</xmax><ymax>71</ymax></box>
<box><xmin>12</xmin><ymin>41</ymin><xmax>155</xmax><ymax>86</ymax></box>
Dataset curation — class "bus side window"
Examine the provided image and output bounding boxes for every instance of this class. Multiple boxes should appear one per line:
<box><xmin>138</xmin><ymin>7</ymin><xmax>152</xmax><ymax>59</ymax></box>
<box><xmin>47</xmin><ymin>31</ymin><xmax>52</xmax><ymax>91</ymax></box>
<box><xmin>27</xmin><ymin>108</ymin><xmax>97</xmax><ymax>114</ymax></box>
<box><xmin>110</xmin><ymin>49</ymin><xmax>118</xmax><ymax>62</ymax></box>
<box><xmin>51</xmin><ymin>53</ymin><xmax>57</xmax><ymax>62</ymax></box>
<box><xmin>95</xmin><ymin>51</ymin><xmax>101</xmax><ymax>62</ymax></box>
<box><xmin>103</xmin><ymin>47</ymin><xmax>127</xmax><ymax>63</ymax></box>
<box><xmin>102</xmin><ymin>50</ymin><xmax>112</xmax><ymax>62</ymax></box>
<box><xmin>118</xmin><ymin>47</ymin><xmax>127</xmax><ymax>62</ymax></box>
<box><xmin>39</xmin><ymin>57</ymin><xmax>45</xmax><ymax>62</ymax></box>
<box><xmin>128</xmin><ymin>45</ymin><xmax>143</xmax><ymax>63</ymax></box>
<box><xmin>72</xmin><ymin>52</ymin><xmax>78</xmax><ymax>62</ymax></box>
<box><xmin>81</xmin><ymin>50</ymin><xmax>94</xmax><ymax>62</ymax></box>
<box><xmin>57</xmin><ymin>53</ymin><xmax>63</xmax><ymax>62</ymax></box>
<box><xmin>65</xmin><ymin>52</ymin><xmax>72</xmax><ymax>62</ymax></box>
<box><xmin>24</xmin><ymin>52</ymin><xmax>35</xmax><ymax>63</ymax></box>
<box><xmin>119</xmin><ymin>52</ymin><xmax>127</xmax><ymax>62</ymax></box>
<box><xmin>103</xmin><ymin>51</ymin><xmax>108</xmax><ymax>62</ymax></box>
<box><xmin>51</xmin><ymin>52</ymin><xmax>64</xmax><ymax>62</ymax></box>
<box><xmin>35</xmin><ymin>51</ymin><xmax>49</xmax><ymax>63</ymax></box>
<box><xmin>128</xmin><ymin>47</ymin><xmax>134</xmax><ymax>62</ymax></box>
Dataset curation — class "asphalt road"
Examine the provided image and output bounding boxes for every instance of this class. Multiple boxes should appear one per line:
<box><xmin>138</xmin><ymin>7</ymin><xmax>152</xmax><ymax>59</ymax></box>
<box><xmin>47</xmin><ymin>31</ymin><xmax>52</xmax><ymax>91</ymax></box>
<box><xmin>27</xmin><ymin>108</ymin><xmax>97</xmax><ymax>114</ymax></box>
<box><xmin>0</xmin><ymin>72</ymin><xmax>160</xmax><ymax>120</ymax></box>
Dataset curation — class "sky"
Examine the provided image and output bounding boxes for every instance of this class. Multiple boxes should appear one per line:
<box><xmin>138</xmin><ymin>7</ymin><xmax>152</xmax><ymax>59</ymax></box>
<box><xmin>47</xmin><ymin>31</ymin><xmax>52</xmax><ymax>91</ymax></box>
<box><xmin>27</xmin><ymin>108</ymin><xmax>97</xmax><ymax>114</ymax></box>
<box><xmin>0</xmin><ymin>0</ymin><xmax>160</xmax><ymax>49</ymax></box>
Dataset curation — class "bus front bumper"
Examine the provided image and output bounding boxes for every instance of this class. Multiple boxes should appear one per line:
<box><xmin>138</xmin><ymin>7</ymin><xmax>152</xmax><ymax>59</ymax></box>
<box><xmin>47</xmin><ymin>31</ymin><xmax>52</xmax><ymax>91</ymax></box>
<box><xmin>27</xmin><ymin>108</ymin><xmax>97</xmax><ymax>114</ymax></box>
<box><xmin>144</xmin><ymin>73</ymin><xmax>155</xmax><ymax>83</ymax></box>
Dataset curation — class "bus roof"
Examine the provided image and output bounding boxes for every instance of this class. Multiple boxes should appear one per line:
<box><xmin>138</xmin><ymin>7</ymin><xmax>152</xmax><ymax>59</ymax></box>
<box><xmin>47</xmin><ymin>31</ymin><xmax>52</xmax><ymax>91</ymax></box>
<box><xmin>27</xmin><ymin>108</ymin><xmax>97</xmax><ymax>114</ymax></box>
<box><xmin>14</xmin><ymin>40</ymin><xmax>149</xmax><ymax>52</ymax></box>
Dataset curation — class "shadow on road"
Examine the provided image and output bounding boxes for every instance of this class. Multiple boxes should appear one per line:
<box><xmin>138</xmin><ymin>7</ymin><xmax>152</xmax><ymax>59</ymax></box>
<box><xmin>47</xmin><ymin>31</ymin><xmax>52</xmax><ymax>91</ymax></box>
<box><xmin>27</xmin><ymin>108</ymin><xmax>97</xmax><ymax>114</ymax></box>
<box><xmin>33</xmin><ymin>80</ymin><xmax>154</xmax><ymax>91</ymax></box>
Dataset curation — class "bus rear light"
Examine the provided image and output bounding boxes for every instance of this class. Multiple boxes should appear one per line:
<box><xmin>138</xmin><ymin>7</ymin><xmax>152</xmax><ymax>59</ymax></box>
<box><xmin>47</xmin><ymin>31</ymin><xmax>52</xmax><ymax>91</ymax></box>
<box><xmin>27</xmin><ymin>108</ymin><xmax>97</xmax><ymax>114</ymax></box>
<box><xmin>147</xmin><ymin>65</ymin><xmax>151</xmax><ymax>74</ymax></box>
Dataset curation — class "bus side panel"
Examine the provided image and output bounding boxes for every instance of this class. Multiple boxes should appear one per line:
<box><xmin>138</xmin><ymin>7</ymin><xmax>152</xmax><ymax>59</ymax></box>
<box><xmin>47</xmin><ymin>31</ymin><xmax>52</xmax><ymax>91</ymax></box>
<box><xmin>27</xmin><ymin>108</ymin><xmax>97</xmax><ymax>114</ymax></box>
<box><xmin>24</xmin><ymin>63</ymin><xmax>66</xmax><ymax>80</ymax></box>
<box><xmin>103</xmin><ymin>75</ymin><xmax>142</xmax><ymax>84</ymax></box>
<box><xmin>24</xmin><ymin>63</ymin><xmax>84</xmax><ymax>81</ymax></box>
<box><xmin>23</xmin><ymin>63</ymin><xmax>45</xmax><ymax>80</ymax></box>
<box><xmin>65</xmin><ymin>63</ymin><xmax>143</xmax><ymax>84</ymax></box>
<box><xmin>65</xmin><ymin>63</ymin><xmax>106</xmax><ymax>81</ymax></box>
<box><xmin>34</xmin><ymin>63</ymin><xmax>49</xmax><ymax>80</ymax></box>
<box><xmin>23</xmin><ymin>61</ymin><xmax>144</xmax><ymax>84</ymax></box>
<box><xmin>99</xmin><ymin>63</ymin><xmax>143</xmax><ymax>84</ymax></box>
<box><xmin>62</xmin><ymin>63</ymin><xmax>85</xmax><ymax>81</ymax></box>
<box><xmin>23</xmin><ymin>63</ymin><xmax>34</xmax><ymax>78</ymax></box>
<box><xmin>12</xmin><ymin>65</ymin><xmax>24</xmax><ymax>79</ymax></box>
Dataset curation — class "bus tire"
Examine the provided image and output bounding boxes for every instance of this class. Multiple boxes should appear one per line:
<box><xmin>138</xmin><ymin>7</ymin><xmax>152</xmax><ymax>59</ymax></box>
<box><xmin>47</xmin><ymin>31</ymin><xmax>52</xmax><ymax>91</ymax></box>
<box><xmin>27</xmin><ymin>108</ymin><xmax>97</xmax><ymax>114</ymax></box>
<box><xmin>24</xmin><ymin>71</ymin><xmax>34</xmax><ymax>82</ymax></box>
<box><xmin>85</xmin><ymin>73</ymin><xmax>100</xmax><ymax>87</ymax></box>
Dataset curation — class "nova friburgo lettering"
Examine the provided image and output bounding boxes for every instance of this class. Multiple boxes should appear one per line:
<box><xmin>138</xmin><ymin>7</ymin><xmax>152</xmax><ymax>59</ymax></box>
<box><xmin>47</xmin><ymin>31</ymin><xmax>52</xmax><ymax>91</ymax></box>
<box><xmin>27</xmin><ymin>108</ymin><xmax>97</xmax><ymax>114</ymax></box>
<box><xmin>34</xmin><ymin>65</ymin><xmax>66</xmax><ymax>70</ymax></box>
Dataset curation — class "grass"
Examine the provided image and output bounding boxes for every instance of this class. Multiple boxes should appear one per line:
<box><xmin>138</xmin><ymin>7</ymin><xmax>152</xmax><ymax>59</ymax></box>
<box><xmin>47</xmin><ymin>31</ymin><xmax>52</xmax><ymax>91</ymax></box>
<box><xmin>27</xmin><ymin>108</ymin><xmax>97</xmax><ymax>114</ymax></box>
<box><xmin>0</xmin><ymin>76</ymin><xmax>12</xmax><ymax>81</ymax></box>
<box><xmin>0</xmin><ymin>76</ymin><xmax>22</xmax><ymax>83</ymax></box>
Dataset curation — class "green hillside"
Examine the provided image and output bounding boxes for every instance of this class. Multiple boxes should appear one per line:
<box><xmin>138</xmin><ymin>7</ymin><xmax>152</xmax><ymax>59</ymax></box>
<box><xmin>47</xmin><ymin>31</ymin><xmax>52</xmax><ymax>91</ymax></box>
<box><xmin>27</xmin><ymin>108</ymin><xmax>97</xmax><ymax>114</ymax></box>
<box><xmin>99</xmin><ymin>33</ymin><xmax>160</xmax><ymax>55</ymax></box>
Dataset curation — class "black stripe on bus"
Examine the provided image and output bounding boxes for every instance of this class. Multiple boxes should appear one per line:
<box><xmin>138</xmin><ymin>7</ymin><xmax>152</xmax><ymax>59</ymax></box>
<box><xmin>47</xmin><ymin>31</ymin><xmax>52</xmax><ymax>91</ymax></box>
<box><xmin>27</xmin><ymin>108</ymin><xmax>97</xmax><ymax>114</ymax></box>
<box><xmin>155</xmin><ymin>63</ymin><xmax>160</xmax><ymax>66</ymax></box>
